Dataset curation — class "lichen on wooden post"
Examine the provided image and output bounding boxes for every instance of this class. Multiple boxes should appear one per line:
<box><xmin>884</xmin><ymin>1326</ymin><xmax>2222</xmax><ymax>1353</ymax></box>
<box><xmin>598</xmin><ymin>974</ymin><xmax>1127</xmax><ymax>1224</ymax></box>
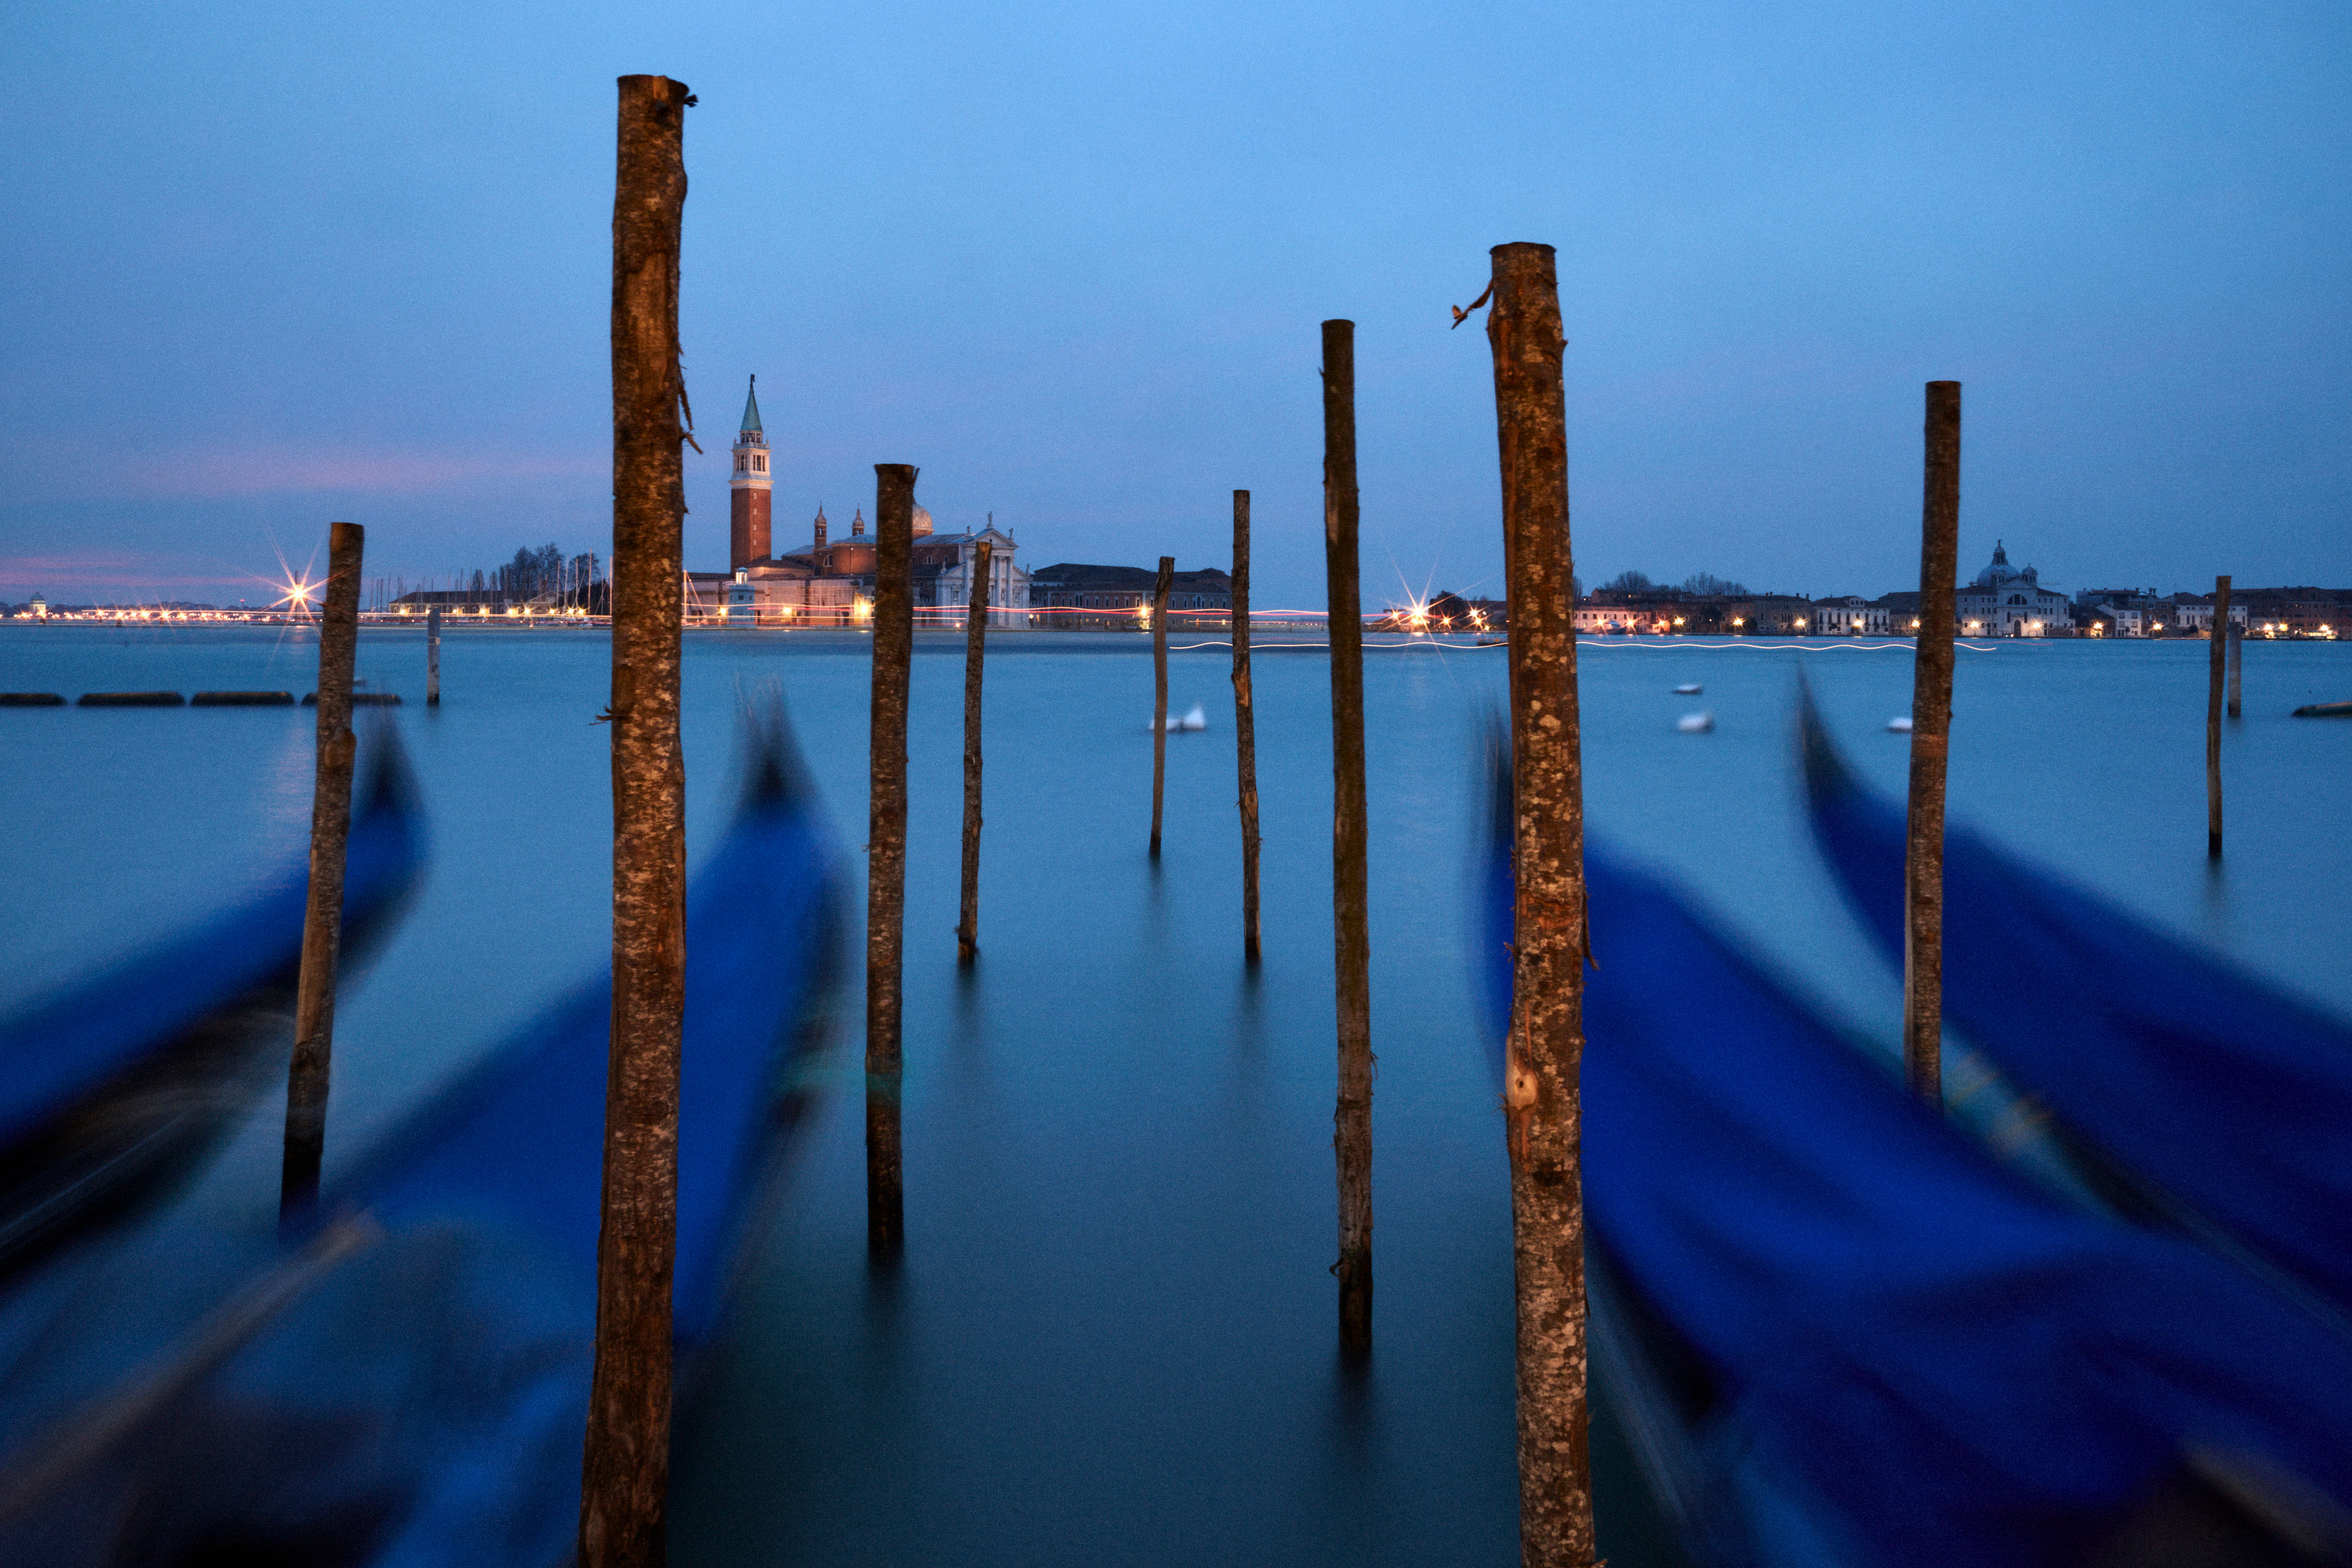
<box><xmin>1149</xmin><ymin>556</ymin><xmax>1174</xmax><ymax>859</ymax></box>
<box><xmin>1484</xmin><ymin>244</ymin><xmax>1595</xmax><ymax>1568</ymax></box>
<box><xmin>957</xmin><ymin>540</ymin><xmax>992</xmax><ymax>963</ymax></box>
<box><xmin>579</xmin><ymin>72</ymin><xmax>691</xmax><ymax>1568</ymax></box>
<box><xmin>1323</xmin><ymin>318</ymin><xmax>1374</xmax><ymax>1359</ymax></box>
<box><xmin>1906</xmin><ymin>380</ymin><xmax>1962</xmax><ymax>1106</ymax></box>
<box><xmin>867</xmin><ymin>463</ymin><xmax>918</xmax><ymax>1257</ymax></box>
<box><xmin>2209</xmin><ymin>574</ymin><xmax>2231</xmax><ymax>858</ymax></box>
<box><xmin>1231</xmin><ymin>491</ymin><xmax>1262</xmax><ymax>965</ymax></box>
<box><xmin>279</xmin><ymin>518</ymin><xmax>364</xmax><ymax>1227</ymax></box>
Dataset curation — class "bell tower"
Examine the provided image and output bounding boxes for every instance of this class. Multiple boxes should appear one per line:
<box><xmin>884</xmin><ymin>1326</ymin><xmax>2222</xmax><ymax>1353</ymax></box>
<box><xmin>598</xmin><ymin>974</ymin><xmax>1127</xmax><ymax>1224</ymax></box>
<box><xmin>729</xmin><ymin>375</ymin><xmax>772</xmax><ymax>570</ymax></box>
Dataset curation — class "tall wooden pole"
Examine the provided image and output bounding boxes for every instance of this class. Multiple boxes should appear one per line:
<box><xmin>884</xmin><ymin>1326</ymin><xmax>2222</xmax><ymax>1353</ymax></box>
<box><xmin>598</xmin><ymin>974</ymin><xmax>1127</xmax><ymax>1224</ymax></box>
<box><xmin>867</xmin><ymin>463</ymin><xmax>917</xmax><ymax>1256</ymax></box>
<box><xmin>1323</xmin><ymin>318</ymin><xmax>1374</xmax><ymax>1358</ymax></box>
<box><xmin>2228</xmin><ymin>617</ymin><xmax>2244</xmax><ymax>718</ymax></box>
<box><xmin>1231</xmin><ymin>491</ymin><xmax>1262</xmax><ymax>965</ymax></box>
<box><xmin>579</xmin><ymin>73</ymin><xmax>690</xmax><ymax>1568</ymax></box>
<box><xmin>956</xmin><ymin>540</ymin><xmax>992</xmax><ymax>963</ymax></box>
<box><xmin>1905</xmin><ymin>381</ymin><xmax>1961</xmax><ymax>1107</ymax></box>
<box><xmin>279</xmin><ymin>519</ymin><xmax>364</xmax><ymax>1224</ymax></box>
<box><xmin>2208</xmin><ymin>574</ymin><xmax>2231</xmax><ymax>858</ymax></box>
<box><xmin>1148</xmin><ymin>556</ymin><xmax>1174</xmax><ymax>859</ymax></box>
<box><xmin>1485</xmin><ymin>244</ymin><xmax>1594</xmax><ymax>1568</ymax></box>
<box><xmin>425</xmin><ymin>604</ymin><xmax>442</xmax><ymax>706</ymax></box>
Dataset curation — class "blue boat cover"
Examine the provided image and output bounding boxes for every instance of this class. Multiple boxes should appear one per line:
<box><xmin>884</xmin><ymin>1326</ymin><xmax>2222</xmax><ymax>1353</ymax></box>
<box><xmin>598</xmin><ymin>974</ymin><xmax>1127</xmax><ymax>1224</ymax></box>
<box><xmin>1482</xmin><ymin>815</ymin><xmax>2352</xmax><ymax>1566</ymax></box>
<box><xmin>0</xmin><ymin>753</ymin><xmax>424</xmax><ymax>1148</ymax></box>
<box><xmin>1803</xmin><ymin>705</ymin><xmax>2352</xmax><ymax>1322</ymax></box>
<box><xmin>332</xmin><ymin>770</ymin><xmax>835</xmax><ymax>1347</ymax></box>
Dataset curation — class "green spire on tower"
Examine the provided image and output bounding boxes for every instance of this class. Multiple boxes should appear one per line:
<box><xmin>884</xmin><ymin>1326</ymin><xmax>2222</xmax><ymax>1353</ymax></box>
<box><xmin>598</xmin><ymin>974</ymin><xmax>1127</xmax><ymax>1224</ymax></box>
<box><xmin>739</xmin><ymin>374</ymin><xmax>763</xmax><ymax>439</ymax></box>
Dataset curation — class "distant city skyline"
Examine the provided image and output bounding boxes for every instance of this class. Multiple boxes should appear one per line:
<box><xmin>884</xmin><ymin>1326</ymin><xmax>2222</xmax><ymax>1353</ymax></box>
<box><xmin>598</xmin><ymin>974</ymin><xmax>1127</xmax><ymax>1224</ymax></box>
<box><xmin>3</xmin><ymin>1</ymin><xmax>2344</xmax><ymax>607</ymax></box>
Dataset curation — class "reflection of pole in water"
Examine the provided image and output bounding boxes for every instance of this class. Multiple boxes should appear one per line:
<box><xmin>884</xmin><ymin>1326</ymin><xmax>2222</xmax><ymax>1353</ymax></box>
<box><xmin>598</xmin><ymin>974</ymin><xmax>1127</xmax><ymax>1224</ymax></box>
<box><xmin>1906</xmin><ymin>381</ymin><xmax>1961</xmax><ymax>1107</ymax></box>
<box><xmin>281</xmin><ymin>519</ymin><xmax>363</xmax><ymax>1227</ymax></box>
<box><xmin>1150</xmin><ymin>556</ymin><xmax>1172</xmax><ymax>859</ymax></box>
<box><xmin>580</xmin><ymin>72</ymin><xmax>692</xmax><ymax>1568</ymax></box>
<box><xmin>1231</xmin><ymin>491</ymin><xmax>1261</xmax><ymax>965</ymax></box>
<box><xmin>957</xmin><ymin>540</ymin><xmax>992</xmax><ymax>964</ymax></box>
<box><xmin>1322</xmin><ymin>318</ymin><xmax>1373</xmax><ymax>1359</ymax></box>
<box><xmin>866</xmin><ymin>462</ymin><xmax>917</xmax><ymax>1259</ymax></box>
<box><xmin>1482</xmin><ymin>243</ymin><xmax>1595</xmax><ymax>1566</ymax></box>
<box><xmin>2209</xmin><ymin>574</ymin><xmax>2231</xmax><ymax>858</ymax></box>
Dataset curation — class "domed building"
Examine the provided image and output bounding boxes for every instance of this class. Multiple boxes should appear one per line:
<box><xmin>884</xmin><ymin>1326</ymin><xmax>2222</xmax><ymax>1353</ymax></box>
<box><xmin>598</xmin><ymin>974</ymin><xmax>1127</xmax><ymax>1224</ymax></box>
<box><xmin>1954</xmin><ymin>542</ymin><xmax>2073</xmax><ymax>637</ymax></box>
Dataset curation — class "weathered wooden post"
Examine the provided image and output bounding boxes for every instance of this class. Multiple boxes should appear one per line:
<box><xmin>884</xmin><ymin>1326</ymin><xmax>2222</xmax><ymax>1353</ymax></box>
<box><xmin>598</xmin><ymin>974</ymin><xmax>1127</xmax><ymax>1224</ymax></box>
<box><xmin>956</xmin><ymin>540</ymin><xmax>992</xmax><ymax>963</ymax></box>
<box><xmin>2209</xmin><ymin>574</ymin><xmax>2231</xmax><ymax>858</ymax></box>
<box><xmin>1484</xmin><ymin>244</ymin><xmax>1595</xmax><ymax>1568</ymax></box>
<box><xmin>279</xmin><ymin>519</ymin><xmax>364</xmax><ymax>1225</ymax></box>
<box><xmin>579</xmin><ymin>73</ymin><xmax>691</xmax><ymax>1568</ymax></box>
<box><xmin>1231</xmin><ymin>491</ymin><xmax>1262</xmax><ymax>965</ymax></box>
<box><xmin>2228</xmin><ymin>616</ymin><xmax>2244</xmax><ymax>719</ymax></box>
<box><xmin>1323</xmin><ymin>319</ymin><xmax>1374</xmax><ymax>1358</ymax></box>
<box><xmin>426</xmin><ymin>605</ymin><xmax>442</xmax><ymax>706</ymax></box>
<box><xmin>1906</xmin><ymin>381</ymin><xmax>1961</xmax><ymax>1106</ymax></box>
<box><xmin>867</xmin><ymin>463</ymin><xmax>918</xmax><ymax>1255</ymax></box>
<box><xmin>1148</xmin><ymin>555</ymin><xmax>1174</xmax><ymax>859</ymax></box>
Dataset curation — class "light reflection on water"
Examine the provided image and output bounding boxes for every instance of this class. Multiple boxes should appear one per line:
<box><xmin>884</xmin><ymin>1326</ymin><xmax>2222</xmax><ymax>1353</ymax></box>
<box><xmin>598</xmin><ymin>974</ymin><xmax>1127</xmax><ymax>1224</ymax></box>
<box><xmin>0</xmin><ymin>625</ymin><xmax>2346</xmax><ymax>1566</ymax></box>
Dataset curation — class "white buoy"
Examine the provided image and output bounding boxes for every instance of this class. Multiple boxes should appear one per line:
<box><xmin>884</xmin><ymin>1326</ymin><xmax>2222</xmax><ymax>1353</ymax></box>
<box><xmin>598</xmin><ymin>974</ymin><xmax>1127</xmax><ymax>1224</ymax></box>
<box><xmin>1677</xmin><ymin>711</ymin><xmax>1714</xmax><ymax>733</ymax></box>
<box><xmin>1673</xmin><ymin>682</ymin><xmax>1702</xmax><ymax>695</ymax></box>
<box><xmin>1180</xmin><ymin>703</ymin><xmax>1207</xmax><ymax>732</ymax></box>
<box><xmin>1888</xmin><ymin>716</ymin><xmax>1914</xmax><ymax>733</ymax></box>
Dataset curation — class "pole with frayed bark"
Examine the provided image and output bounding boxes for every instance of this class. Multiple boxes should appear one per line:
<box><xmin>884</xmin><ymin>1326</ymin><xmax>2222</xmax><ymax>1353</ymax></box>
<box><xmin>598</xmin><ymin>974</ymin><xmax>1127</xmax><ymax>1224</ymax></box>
<box><xmin>1231</xmin><ymin>491</ymin><xmax>1261</xmax><ymax>965</ymax></box>
<box><xmin>1149</xmin><ymin>556</ymin><xmax>1173</xmax><ymax>859</ymax></box>
<box><xmin>579</xmin><ymin>72</ymin><xmax>690</xmax><ymax>1568</ymax></box>
<box><xmin>867</xmin><ymin>463</ymin><xmax>917</xmax><ymax>1255</ymax></box>
<box><xmin>279</xmin><ymin>519</ymin><xmax>364</xmax><ymax>1226</ymax></box>
<box><xmin>957</xmin><ymin>540</ymin><xmax>992</xmax><ymax>963</ymax></box>
<box><xmin>2209</xmin><ymin>574</ymin><xmax>2231</xmax><ymax>858</ymax></box>
<box><xmin>1485</xmin><ymin>244</ymin><xmax>1595</xmax><ymax>1568</ymax></box>
<box><xmin>1323</xmin><ymin>319</ymin><xmax>1374</xmax><ymax>1358</ymax></box>
<box><xmin>1905</xmin><ymin>380</ymin><xmax>1961</xmax><ymax>1106</ymax></box>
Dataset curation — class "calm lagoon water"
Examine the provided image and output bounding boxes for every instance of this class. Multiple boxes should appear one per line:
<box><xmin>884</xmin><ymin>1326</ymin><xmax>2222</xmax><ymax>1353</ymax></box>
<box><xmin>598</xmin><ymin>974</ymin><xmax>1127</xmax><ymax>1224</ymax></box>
<box><xmin>1</xmin><ymin>624</ymin><xmax>2348</xmax><ymax>1566</ymax></box>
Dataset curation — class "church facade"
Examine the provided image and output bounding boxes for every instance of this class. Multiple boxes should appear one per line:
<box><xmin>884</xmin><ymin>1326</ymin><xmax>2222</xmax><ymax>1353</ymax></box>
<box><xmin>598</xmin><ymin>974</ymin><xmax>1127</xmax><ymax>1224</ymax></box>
<box><xmin>1954</xmin><ymin>543</ymin><xmax>2073</xmax><ymax>637</ymax></box>
<box><xmin>690</xmin><ymin>376</ymin><xmax>1029</xmax><ymax>627</ymax></box>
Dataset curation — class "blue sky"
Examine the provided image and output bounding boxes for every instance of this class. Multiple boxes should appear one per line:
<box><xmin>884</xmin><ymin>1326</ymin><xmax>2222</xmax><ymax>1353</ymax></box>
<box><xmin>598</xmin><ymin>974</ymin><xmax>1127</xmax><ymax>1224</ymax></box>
<box><xmin>2</xmin><ymin>0</ymin><xmax>2344</xmax><ymax>606</ymax></box>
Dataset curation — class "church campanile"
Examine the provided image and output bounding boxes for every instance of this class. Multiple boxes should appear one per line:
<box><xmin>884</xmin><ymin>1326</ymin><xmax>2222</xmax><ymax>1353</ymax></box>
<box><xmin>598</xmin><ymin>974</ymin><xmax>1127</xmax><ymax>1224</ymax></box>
<box><xmin>729</xmin><ymin>375</ymin><xmax>772</xmax><ymax>570</ymax></box>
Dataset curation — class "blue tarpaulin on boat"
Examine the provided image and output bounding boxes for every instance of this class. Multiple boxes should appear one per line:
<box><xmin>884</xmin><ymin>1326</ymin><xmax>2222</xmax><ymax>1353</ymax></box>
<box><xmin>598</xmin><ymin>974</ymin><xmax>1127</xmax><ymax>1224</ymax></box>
<box><xmin>1803</xmin><ymin>707</ymin><xmax>2352</xmax><ymax>1323</ymax></box>
<box><xmin>1482</xmin><ymin>813</ymin><xmax>2352</xmax><ymax>1566</ymax></box>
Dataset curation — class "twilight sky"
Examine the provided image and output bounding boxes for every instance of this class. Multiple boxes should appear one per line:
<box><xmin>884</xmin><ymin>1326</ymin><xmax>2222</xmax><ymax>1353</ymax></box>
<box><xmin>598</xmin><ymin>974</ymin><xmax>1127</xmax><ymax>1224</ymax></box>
<box><xmin>2</xmin><ymin>0</ymin><xmax>2345</xmax><ymax>607</ymax></box>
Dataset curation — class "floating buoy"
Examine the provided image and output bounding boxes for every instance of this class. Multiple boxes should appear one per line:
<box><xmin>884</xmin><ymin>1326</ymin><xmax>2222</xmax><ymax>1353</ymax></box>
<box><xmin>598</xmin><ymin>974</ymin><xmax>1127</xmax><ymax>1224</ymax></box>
<box><xmin>1674</xmin><ymin>682</ymin><xmax>1702</xmax><ymax>695</ymax></box>
<box><xmin>1888</xmin><ymin>717</ymin><xmax>1914</xmax><ymax>733</ymax></box>
<box><xmin>1676</xmin><ymin>711</ymin><xmax>1714</xmax><ymax>734</ymax></box>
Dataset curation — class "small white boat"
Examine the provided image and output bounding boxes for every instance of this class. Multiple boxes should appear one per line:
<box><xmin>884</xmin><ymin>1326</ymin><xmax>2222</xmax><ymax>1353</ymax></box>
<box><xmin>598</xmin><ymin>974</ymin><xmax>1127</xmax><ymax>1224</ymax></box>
<box><xmin>1674</xmin><ymin>683</ymin><xmax>1702</xmax><ymax>695</ymax></box>
<box><xmin>1677</xmin><ymin>712</ymin><xmax>1714</xmax><ymax>734</ymax></box>
<box><xmin>1153</xmin><ymin>704</ymin><xmax>1209</xmax><ymax>733</ymax></box>
<box><xmin>1888</xmin><ymin>717</ymin><xmax>1914</xmax><ymax>733</ymax></box>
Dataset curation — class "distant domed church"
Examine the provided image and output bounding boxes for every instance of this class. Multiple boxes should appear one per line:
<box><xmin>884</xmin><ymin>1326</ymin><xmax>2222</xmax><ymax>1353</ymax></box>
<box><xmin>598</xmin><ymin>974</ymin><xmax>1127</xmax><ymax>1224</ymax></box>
<box><xmin>1954</xmin><ymin>542</ymin><xmax>2073</xmax><ymax>637</ymax></box>
<box><xmin>687</xmin><ymin>375</ymin><xmax>1028</xmax><ymax>627</ymax></box>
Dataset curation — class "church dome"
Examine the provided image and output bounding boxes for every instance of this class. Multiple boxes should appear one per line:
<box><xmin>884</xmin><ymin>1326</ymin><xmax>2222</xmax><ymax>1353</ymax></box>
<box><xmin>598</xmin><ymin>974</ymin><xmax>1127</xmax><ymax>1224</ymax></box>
<box><xmin>912</xmin><ymin>505</ymin><xmax>934</xmax><ymax>538</ymax></box>
<box><xmin>1972</xmin><ymin>540</ymin><xmax>2036</xmax><ymax>589</ymax></box>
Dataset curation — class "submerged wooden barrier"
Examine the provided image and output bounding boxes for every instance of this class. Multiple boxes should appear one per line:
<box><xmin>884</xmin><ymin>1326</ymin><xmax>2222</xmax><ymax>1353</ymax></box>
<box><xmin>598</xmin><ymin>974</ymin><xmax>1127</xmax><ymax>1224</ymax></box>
<box><xmin>303</xmin><ymin>692</ymin><xmax>402</xmax><ymax>706</ymax></box>
<box><xmin>0</xmin><ymin>693</ymin><xmax>64</xmax><ymax>707</ymax></box>
<box><xmin>77</xmin><ymin>692</ymin><xmax>183</xmax><ymax>707</ymax></box>
<box><xmin>194</xmin><ymin>691</ymin><xmax>295</xmax><ymax>706</ymax></box>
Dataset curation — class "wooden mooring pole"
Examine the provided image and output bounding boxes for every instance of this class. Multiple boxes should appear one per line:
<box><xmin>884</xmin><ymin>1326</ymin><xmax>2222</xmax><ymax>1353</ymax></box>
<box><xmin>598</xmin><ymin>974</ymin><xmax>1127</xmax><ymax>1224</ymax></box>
<box><xmin>425</xmin><ymin>604</ymin><xmax>442</xmax><ymax>706</ymax></box>
<box><xmin>867</xmin><ymin>462</ymin><xmax>918</xmax><ymax>1256</ymax></box>
<box><xmin>1322</xmin><ymin>319</ymin><xmax>1374</xmax><ymax>1358</ymax></box>
<box><xmin>957</xmin><ymin>540</ymin><xmax>992</xmax><ymax>963</ymax></box>
<box><xmin>1485</xmin><ymin>244</ymin><xmax>1595</xmax><ymax>1568</ymax></box>
<box><xmin>2209</xmin><ymin>574</ymin><xmax>2231</xmax><ymax>858</ymax></box>
<box><xmin>1149</xmin><ymin>556</ymin><xmax>1174</xmax><ymax>858</ymax></box>
<box><xmin>2228</xmin><ymin>617</ymin><xmax>2244</xmax><ymax>719</ymax></box>
<box><xmin>1905</xmin><ymin>381</ymin><xmax>1961</xmax><ymax>1107</ymax></box>
<box><xmin>279</xmin><ymin>519</ymin><xmax>364</xmax><ymax>1226</ymax></box>
<box><xmin>1231</xmin><ymin>491</ymin><xmax>1261</xmax><ymax>965</ymax></box>
<box><xmin>579</xmin><ymin>73</ymin><xmax>691</xmax><ymax>1568</ymax></box>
